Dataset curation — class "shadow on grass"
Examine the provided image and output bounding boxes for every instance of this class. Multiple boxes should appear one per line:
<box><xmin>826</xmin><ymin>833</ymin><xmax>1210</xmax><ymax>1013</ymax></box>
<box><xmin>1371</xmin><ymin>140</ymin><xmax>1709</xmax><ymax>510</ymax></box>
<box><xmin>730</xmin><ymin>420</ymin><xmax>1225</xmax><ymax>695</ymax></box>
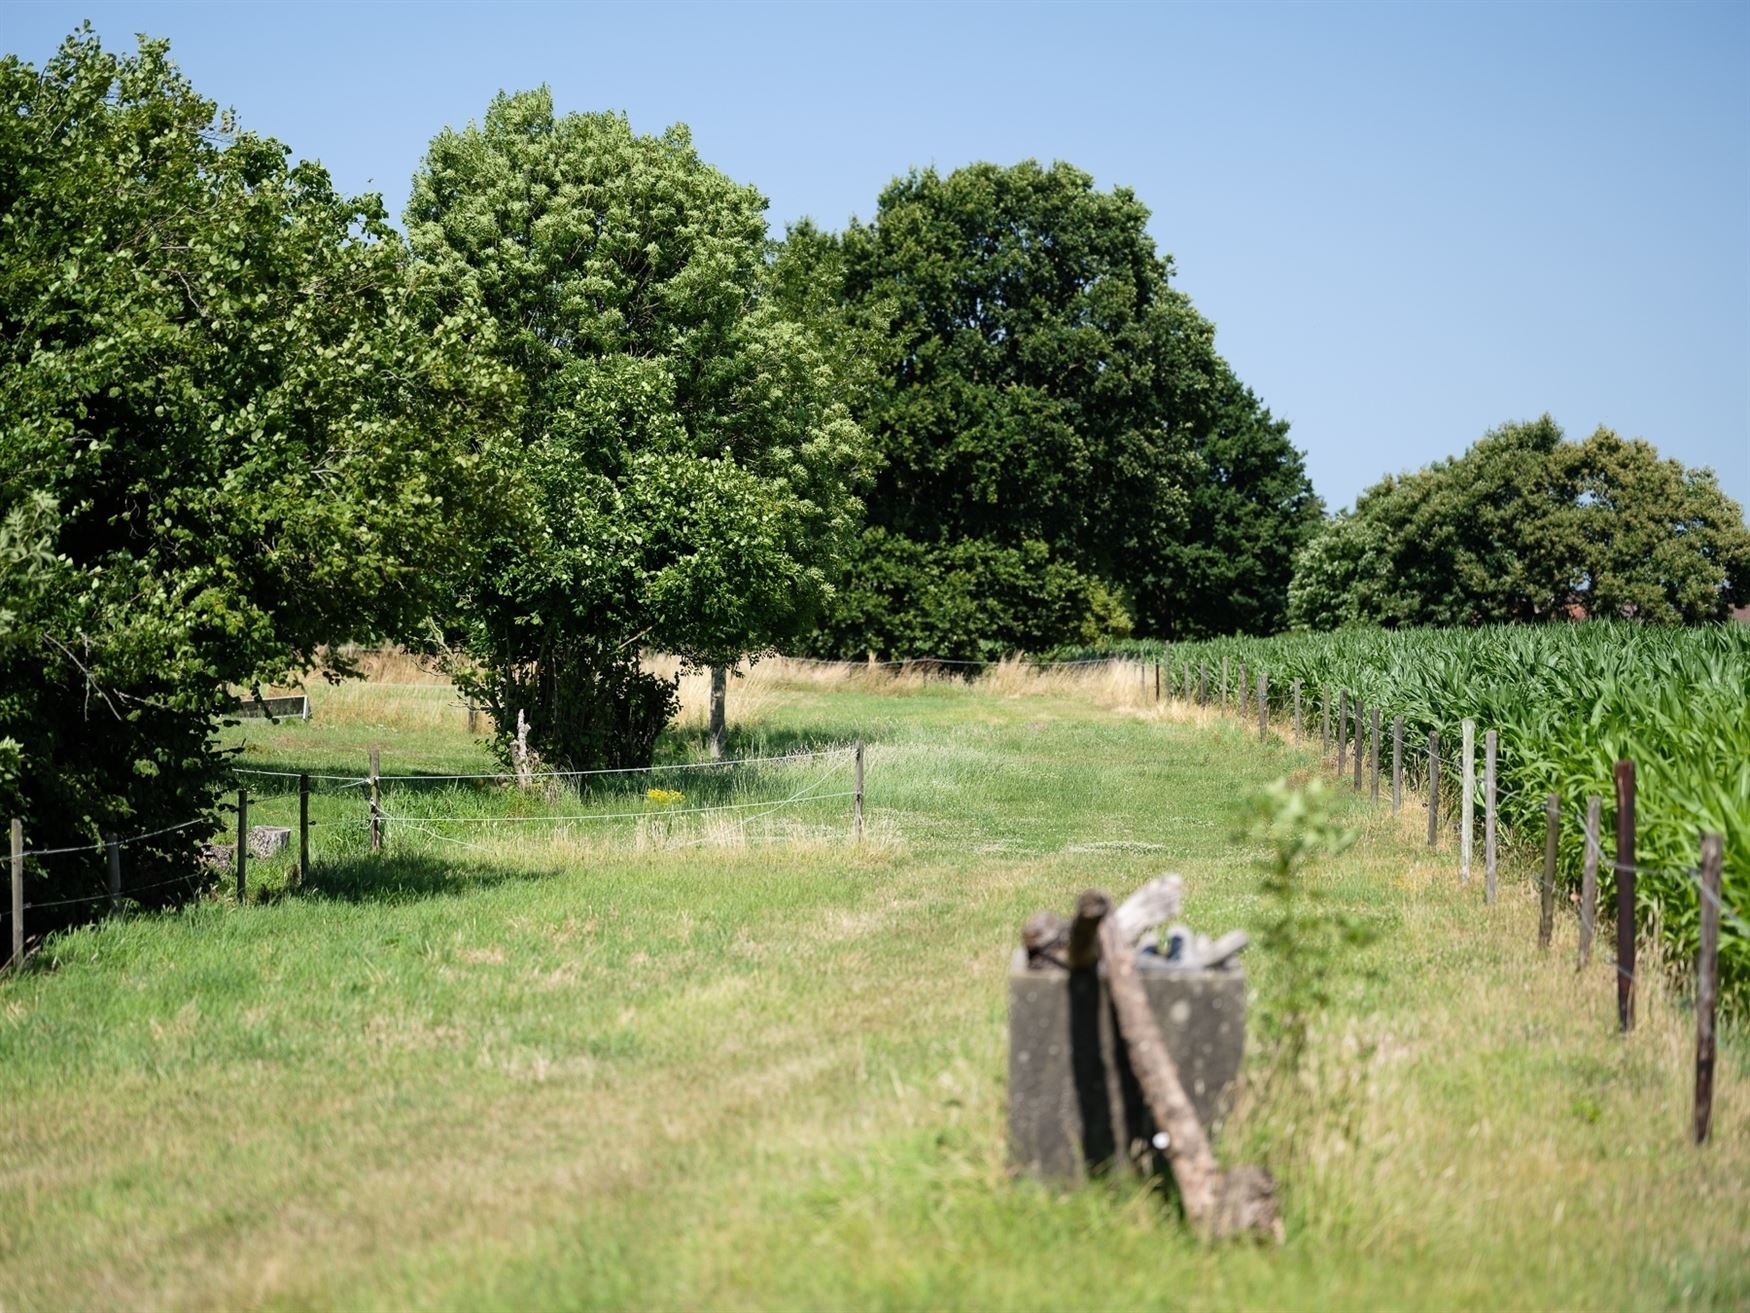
<box><xmin>301</xmin><ymin>852</ymin><xmax>551</xmax><ymax>905</ymax></box>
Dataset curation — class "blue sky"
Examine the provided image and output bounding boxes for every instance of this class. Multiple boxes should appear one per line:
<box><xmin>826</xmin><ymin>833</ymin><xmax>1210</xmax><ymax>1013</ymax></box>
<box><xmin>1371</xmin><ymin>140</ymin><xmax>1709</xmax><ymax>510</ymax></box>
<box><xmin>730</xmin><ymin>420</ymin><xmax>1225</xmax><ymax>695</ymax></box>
<box><xmin>7</xmin><ymin>0</ymin><xmax>1748</xmax><ymax>513</ymax></box>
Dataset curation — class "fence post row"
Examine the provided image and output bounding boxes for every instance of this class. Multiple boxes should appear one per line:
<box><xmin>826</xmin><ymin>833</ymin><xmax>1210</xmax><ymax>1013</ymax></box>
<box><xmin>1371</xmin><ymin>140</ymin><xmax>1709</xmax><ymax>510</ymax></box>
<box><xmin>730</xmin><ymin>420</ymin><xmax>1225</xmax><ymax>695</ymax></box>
<box><xmin>1615</xmin><ymin>758</ymin><xmax>1637</xmax><ymax>1033</ymax></box>
<box><xmin>1461</xmin><ymin>718</ymin><xmax>1476</xmax><ymax>884</ymax></box>
<box><xmin>1695</xmin><ymin>832</ymin><xmax>1723</xmax><ymax>1145</ymax></box>
<box><xmin>1392</xmin><ymin>716</ymin><xmax>1403</xmax><ymax>815</ymax></box>
<box><xmin>1578</xmin><ymin>795</ymin><xmax>1601</xmax><ymax>969</ymax></box>
<box><xmin>1484</xmin><ymin>729</ymin><xmax>1498</xmax><ymax>905</ymax></box>
<box><xmin>1426</xmin><ymin>730</ymin><xmax>1440</xmax><ymax>848</ymax></box>
<box><xmin>1538</xmin><ymin>793</ymin><xmax>1559</xmax><ymax>948</ymax></box>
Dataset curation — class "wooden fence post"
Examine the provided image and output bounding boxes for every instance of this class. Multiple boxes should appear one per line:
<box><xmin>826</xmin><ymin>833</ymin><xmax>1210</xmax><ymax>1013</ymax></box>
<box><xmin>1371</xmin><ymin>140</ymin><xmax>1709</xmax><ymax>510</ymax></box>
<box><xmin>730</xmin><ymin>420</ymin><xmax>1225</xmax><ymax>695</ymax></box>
<box><xmin>235</xmin><ymin>788</ymin><xmax>248</xmax><ymax>903</ymax></box>
<box><xmin>467</xmin><ymin>702</ymin><xmax>479</xmax><ymax>735</ymax></box>
<box><xmin>1695</xmin><ymin>833</ymin><xmax>1723</xmax><ymax>1144</ymax></box>
<box><xmin>369</xmin><ymin>747</ymin><xmax>382</xmax><ymax>854</ymax></box>
<box><xmin>1461</xmin><ymin>718</ymin><xmax>1476</xmax><ymax>884</ymax></box>
<box><xmin>853</xmin><ymin>739</ymin><xmax>865</xmax><ymax>843</ymax></box>
<box><xmin>1392</xmin><ymin>716</ymin><xmax>1403</xmax><ymax>814</ymax></box>
<box><xmin>1154</xmin><ymin>659</ymin><xmax>1160</xmax><ymax>703</ymax></box>
<box><xmin>1321</xmin><ymin>691</ymin><xmax>1330</xmax><ymax>757</ymax></box>
<box><xmin>10</xmin><ymin>818</ymin><xmax>23</xmax><ymax>965</ymax></box>
<box><xmin>1352</xmin><ymin>698</ymin><xmax>1363</xmax><ymax>791</ymax></box>
<box><xmin>1539</xmin><ymin>793</ymin><xmax>1559</xmax><ymax>947</ymax></box>
<box><xmin>1336</xmin><ymin>690</ymin><xmax>1348</xmax><ymax>775</ymax></box>
<box><xmin>1615</xmin><ymin>759</ymin><xmax>1636</xmax><ymax>1032</ymax></box>
<box><xmin>298</xmin><ymin>772</ymin><xmax>311</xmax><ymax>887</ymax></box>
<box><xmin>1370</xmin><ymin>707</ymin><xmax>1381</xmax><ymax>802</ymax></box>
<box><xmin>1484</xmin><ymin>729</ymin><xmax>1498</xmax><ymax>904</ymax></box>
<box><xmin>1257</xmin><ymin>672</ymin><xmax>1267</xmax><ymax>743</ymax></box>
<box><xmin>1578</xmin><ymin>795</ymin><xmax>1601</xmax><ymax>969</ymax></box>
<box><xmin>1293</xmin><ymin>679</ymin><xmax>1302</xmax><ymax>741</ymax></box>
<box><xmin>1427</xmin><ymin>730</ymin><xmax>1440</xmax><ymax>848</ymax></box>
<box><xmin>106</xmin><ymin>833</ymin><xmax>121</xmax><ymax>914</ymax></box>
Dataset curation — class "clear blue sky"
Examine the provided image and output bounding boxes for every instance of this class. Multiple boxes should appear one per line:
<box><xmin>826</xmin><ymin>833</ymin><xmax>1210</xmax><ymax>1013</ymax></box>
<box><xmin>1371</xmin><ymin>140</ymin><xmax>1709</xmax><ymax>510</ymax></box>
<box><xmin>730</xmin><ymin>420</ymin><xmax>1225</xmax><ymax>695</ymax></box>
<box><xmin>7</xmin><ymin>0</ymin><xmax>1748</xmax><ymax>513</ymax></box>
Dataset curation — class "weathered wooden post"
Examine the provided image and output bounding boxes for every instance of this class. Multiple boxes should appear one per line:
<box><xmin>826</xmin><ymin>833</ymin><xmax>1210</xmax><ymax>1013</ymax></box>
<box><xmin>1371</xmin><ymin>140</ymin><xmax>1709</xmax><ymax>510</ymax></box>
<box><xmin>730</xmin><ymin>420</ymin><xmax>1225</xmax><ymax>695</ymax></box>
<box><xmin>369</xmin><ymin>747</ymin><xmax>382</xmax><ymax>854</ymax></box>
<box><xmin>1484</xmin><ymin>729</ymin><xmax>1498</xmax><ymax>904</ymax></box>
<box><xmin>298</xmin><ymin>772</ymin><xmax>311</xmax><ymax>886</ymax></box>
<box><xmin>1351</xmin><ymin>698</ymin><xmax>1363</xmax><ymax>791</ymax></box>
<box><xmin>1461</xmin><ymin>718</ymin><xmax>1476</xmax><ymax>884</ymax></box>
<box><xmin>1392</xmin><ymin>716</ymin><xmax>1403</xmax><ymax>814</ymax></box>
<box><xmin>1426</xmin><ymin>730</ymin><xmax>1440</xmax><ymax>848</ymax></box>
<box><xmin>1292</xmin><ymin>679</ymin><xmax>1302</xmax><ymax>741</ymax></box>
<box><xmin>10</xmin><ymin>818</ymin><xmax>23</xmax><ymax>965</ymax></box>
<box><xmin>1578</xmin><ymin>796</ymin><xmax>1601</xmax><ymax>968</ymax></box>
<box><xmin>1695</xmin><ymin>833</ymin><xmax>1723</xmax><ymax>1144</ymax></box>
<box><xmin>1257</xmin><ymin>672</ymin><xmax>1267</xmax><ymax>743</ymax></box>
<box><xmin>1154</xmin><ymin>659</ymin><xmax>1161</xmax><ymax>702</ymax></box>
<box><xmin>1369</xmin><ymin>707</ymin><xmax>1380</xmax><ymax>802</ymax></box>
<box><xmin>853</xmin><ymin>739</ymin><xmax>865</xmax><ymax>843</ymax></box>
<box><xmin>1336</xmin><ymin>690</ymin><xmax>1348</xmax><ymax>776</ymax></box>
<box><xmin>235</xmin><ymin>788</ymin><xmax>248</xmax><ymax>903</ymax></box>
<box><xmin>106</xmin><ymin>833</ymin><xmax>121</xmax><ymax>914</ymax></box>
<box><xmin>466</xmin><ymin>702</ymin><xmax>479</xmax><ymax>735</ymax></box>
<box><xmin>1539</xmin><ymin>794</ymin><xmax>1559</xmax><ymax>947</ymax></box>
<box><xmin>1615</xmin><ymin>759</ymin><xmax>1637</xmax><ymax>1032</ymax></box>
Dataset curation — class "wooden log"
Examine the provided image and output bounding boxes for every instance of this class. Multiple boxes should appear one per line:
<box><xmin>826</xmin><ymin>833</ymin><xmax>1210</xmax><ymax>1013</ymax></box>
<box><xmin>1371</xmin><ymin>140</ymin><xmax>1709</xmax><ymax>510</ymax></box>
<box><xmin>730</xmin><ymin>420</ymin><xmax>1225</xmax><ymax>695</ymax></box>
<box><xmin>1578</xmin><ymin>795</ymin><xmax>1601</xmax><ymax>969</ymax></box>
<box><xmin>1111</xmin><ymin>874</ymin><xmax>1183</xmax><ymax>946</ymax></box>
<box><xmin>1064</xmin><ymin>889</ymin><xmax>1110</xmax><ymax>970</ymax></box>
<box><xmin>1615</xmin><ymin>759</ymin><xmax>1636</xmax><ymax>1032</ymax></box>
<box><xmin>1539</xmin><ymin>793</ymin><xmax>1559</xmax><ymax>948</ymax></box>
<box><xmin>1098</xmin><ymin>914</ymin><xmax>1281</xmax><ymax>1241</ymax></box>
<box><xmin>1695</xmin><ymin>833</ymin><xmax>1723</xmax><ymax>1145</ymax></box>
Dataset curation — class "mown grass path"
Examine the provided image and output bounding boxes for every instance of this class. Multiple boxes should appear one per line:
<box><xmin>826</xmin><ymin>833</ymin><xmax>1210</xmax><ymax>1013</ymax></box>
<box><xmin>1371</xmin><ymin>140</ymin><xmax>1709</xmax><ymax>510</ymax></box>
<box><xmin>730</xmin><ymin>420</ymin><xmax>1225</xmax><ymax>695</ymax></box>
<box><xmin>2</xmin><ymin>676</ymin><xmax>1745</xmax><ymax>1310</ymax></box>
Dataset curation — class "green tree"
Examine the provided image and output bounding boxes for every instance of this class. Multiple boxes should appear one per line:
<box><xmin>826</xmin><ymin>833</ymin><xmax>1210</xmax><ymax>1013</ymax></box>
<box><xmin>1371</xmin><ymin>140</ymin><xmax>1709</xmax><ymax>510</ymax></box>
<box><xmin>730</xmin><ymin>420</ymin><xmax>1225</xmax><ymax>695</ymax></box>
<box><xmin>0</xmin><ymin>28</ymin><xmax>513</xmax><ymax>918</ymax></box>
<box><xmin>1288</xmin><ymin>417</ymin><xmax>1750</xmax><ymax>628</ymax></box>
<box><xmin>1135</xmin><ymin>364</ymin><xmax>1323</xmax><ymax>637</ymax></box>
<box><xmin>778</xmin><ymin>161</ymin><xmax>1312</xmax><ymax>658</ymax></box>
<box><xmin>406</xmin><ymin>90</ymin><xmax>865</xmax><ymax>769</ymax></box>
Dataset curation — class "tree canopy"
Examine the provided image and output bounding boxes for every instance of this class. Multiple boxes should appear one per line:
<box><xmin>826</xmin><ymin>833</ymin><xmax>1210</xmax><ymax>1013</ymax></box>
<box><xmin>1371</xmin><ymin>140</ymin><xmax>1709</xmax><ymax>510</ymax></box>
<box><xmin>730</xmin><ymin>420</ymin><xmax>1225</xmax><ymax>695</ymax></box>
<box><xmin>1287</xmin><ymin>416</ymin><xmax>1750</xmax><ymax>629</ymax></box>
<box><xmin>407</xmin><ymin>89</ymin><xmax>866</xmax><ymax>768</ymax></box>
<box><xmin>777</xmin><ymin>160</ymin><xmax>1316</xmax><ymax>658</ymax></box>
<box><xmin>0</xmin><ymin>28</ymin><xmax>513</xmax><ymax>908</ymax></box>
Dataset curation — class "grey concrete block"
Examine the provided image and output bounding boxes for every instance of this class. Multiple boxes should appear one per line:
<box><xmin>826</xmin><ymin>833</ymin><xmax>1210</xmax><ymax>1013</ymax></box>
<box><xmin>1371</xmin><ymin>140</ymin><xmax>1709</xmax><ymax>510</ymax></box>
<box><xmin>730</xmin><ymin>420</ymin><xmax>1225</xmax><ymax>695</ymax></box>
<box><xmin>1008</xmin><ymin>947</ymin><xmax>1246</xmax><ymax>1181</ymax></box>
<box><xmin>249</xmin><ymin>826</ymin><xmax>291</xmax><ymax>859</ymax></box>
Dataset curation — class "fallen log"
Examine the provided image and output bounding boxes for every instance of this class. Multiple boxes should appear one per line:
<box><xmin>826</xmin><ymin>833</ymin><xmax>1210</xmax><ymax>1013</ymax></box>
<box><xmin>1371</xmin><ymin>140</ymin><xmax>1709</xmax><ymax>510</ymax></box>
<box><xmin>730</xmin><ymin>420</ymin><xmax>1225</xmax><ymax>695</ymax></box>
<box><xmin>1098</xmin><ymin>906</ymin><xmax>1281</xmax><ymax>1242</ymax></box>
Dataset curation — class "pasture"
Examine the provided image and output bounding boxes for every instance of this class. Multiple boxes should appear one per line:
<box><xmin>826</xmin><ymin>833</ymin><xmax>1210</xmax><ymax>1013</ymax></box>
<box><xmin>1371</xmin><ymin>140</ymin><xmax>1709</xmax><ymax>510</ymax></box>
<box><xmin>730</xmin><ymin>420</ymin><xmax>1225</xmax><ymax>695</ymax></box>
<box><xmin>1</xmin><ymin>662</ymin><xmax>1745</xmax><ymax>1310</ymax></box>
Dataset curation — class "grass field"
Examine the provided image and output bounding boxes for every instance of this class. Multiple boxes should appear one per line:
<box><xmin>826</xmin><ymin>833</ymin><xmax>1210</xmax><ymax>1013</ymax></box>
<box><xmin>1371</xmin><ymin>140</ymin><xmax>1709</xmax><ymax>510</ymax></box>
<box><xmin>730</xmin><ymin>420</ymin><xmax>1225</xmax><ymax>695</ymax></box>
<box><xmin>2</xmin><ymin>662</ymin><xmax>1746</xmax><ymax>1310</ymax></box>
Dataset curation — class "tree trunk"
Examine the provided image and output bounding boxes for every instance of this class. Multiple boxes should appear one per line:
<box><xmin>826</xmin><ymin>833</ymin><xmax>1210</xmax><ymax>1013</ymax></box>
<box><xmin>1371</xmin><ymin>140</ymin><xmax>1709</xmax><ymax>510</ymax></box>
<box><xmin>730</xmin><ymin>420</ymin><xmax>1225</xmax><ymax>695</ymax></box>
<box><xmin>708</xmin><ymin>665</ymin><xmax>727</xmax><ymax>760</ymax></box>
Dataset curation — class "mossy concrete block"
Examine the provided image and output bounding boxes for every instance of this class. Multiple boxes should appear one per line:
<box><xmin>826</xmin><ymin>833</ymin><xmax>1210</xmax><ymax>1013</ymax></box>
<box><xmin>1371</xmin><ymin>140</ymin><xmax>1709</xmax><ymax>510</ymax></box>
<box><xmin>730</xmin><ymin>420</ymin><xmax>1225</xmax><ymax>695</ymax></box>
<box><xmin>1007</xmin><ymin>947</ymin><xmax>1246</xmax><ymax>1180</ymax></box>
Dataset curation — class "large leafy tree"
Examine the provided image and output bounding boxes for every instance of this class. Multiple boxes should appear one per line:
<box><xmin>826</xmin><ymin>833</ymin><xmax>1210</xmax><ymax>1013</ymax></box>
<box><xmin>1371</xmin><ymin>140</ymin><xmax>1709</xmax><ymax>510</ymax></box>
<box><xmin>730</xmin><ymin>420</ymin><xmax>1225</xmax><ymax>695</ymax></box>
<box><xmin>0</xmin><ymin>28</ymin><xmax>513</xmax><ymax>919</ymax></box>
<box><xmin>1287</xmin><ymin>417</ymin><xmax>1750</xmax><ymax>628</ymax></box>
<box><xmin>779</xmin><ymin>160</ymin><xmax>1314</xmax><ymax>658</ymax></box>
<box><xmin>406</xmin><ymin>90</ymin><xmax>865</xmax><ymax>769</ymax></box>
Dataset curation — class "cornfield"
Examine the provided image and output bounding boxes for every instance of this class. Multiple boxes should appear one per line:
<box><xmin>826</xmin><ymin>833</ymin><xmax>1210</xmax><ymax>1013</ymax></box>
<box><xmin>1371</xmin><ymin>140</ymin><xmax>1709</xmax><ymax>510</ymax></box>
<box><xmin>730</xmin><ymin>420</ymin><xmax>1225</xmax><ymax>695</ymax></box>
<box><xmin>1069</xmin><ymin>625</ymin><xmax>1750</xmax><ymax>999</ymax></box>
